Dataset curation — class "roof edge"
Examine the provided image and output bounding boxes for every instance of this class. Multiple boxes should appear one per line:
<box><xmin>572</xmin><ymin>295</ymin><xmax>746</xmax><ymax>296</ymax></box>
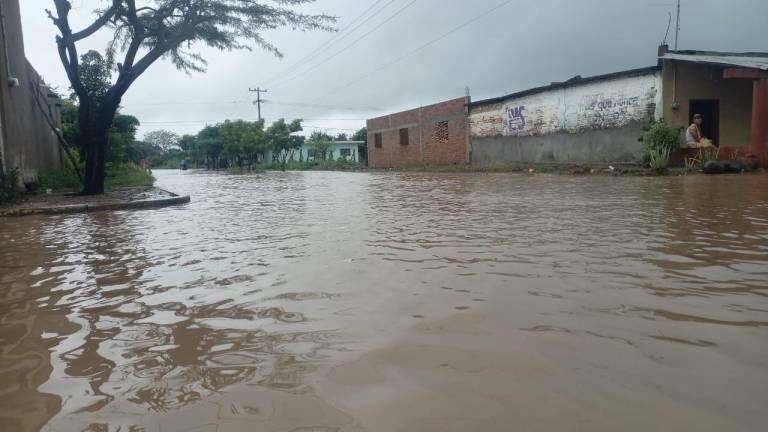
<box><xmin>470</xmin><ymin>66</ymin><xmax>660</xmax><ymax>107</ymax></box>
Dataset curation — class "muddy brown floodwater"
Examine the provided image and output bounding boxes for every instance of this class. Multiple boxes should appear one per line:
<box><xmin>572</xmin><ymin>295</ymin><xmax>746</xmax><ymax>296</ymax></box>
<box><xmin>1</xmin><ymin>171</ymin><xmax>767</xmax><ymax>431</ymax></box>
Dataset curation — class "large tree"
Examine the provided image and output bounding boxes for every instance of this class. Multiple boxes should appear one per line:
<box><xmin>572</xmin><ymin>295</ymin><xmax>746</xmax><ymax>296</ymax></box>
<box><xmin>267</xmin><ymin>119</ymin><xmax>304</xmax><ymax>169</ymax></box>
<box><xmin>47</xmin><ymin>1</ymin><xmax>334</xmax><ymax>194</ymax></box>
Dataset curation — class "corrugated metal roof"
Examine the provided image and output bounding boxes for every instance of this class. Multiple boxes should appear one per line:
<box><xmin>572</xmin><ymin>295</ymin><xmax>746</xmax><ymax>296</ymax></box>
<box><xmin>661</xmin><ymin>51</ymin><xmax>768</xmax><ymax>70</ymax></box>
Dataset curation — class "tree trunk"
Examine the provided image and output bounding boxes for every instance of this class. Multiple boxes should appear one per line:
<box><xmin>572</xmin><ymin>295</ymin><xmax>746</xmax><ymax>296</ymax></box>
<box><xmin>80</xmin><ymin>128</ymin><xmax>108</xmax><ymax>195</ymax></box>
<box><xmin>79</xmin><ymin>97</ymin><xmax>121</xmax><ymax>195</ymax></box>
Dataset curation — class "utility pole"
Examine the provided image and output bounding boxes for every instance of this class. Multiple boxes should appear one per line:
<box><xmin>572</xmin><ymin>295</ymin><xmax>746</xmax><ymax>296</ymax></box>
<box><xmin>674</xmin><ymin>0</ymin><xmax>681</xmax><ymax>50</ymax></box>
<box><xmin>249</xmin><ymin>87</ymin><xmax>268</xmax><ymax>122</ymax></box>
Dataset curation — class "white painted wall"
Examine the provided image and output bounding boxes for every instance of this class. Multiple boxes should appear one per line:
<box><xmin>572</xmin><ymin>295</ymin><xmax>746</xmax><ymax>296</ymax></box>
<box><xmin>470</xmin><ymin>71</ymin><xmax>662</xmax><ymax>138</ymax></box>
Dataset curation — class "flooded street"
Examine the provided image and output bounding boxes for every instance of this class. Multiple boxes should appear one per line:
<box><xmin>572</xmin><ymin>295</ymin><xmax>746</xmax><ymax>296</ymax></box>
<box><xmin>1</xmin><ymin>170</ymin><xmax>767</xmax><ymax>431</ymax></box>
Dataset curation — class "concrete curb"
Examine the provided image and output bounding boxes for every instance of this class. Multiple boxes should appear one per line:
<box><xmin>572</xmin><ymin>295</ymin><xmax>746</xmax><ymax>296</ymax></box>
<box><xmin>0</xmin><ymin>189</ymin><xmax>191</xmax><ymax>217</ymax></box>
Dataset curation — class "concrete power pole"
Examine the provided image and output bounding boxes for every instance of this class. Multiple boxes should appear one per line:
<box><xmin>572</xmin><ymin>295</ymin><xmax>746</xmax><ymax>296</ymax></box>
<box><xmin>249</xmin><ymin>87</ymin><xmax>268</xmax><ymax>122</ymax></box>
<box><xmin>674</xmin><ymin>0</ymin><xmax>681</xmax><ymax>50</ymax></box>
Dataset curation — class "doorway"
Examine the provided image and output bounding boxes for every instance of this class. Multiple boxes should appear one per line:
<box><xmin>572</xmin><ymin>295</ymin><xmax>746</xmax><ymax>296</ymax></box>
<box><xmin>689</xmin><ymin>100</ymin><xmax>720</xmax><ymax>146</ymax></box>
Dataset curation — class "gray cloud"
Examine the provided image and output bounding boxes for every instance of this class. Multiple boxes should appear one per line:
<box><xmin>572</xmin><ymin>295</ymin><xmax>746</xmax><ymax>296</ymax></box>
<box><xmin>19</xmin><ymin>0</ymin><xmax>768</xmax><ymax>137</ymax></box>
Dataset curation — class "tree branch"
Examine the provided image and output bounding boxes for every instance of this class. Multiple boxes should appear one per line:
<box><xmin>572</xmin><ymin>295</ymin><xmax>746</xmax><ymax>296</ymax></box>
<box><xmin>48</xmin><ymin>1</ymin><xmax>88</xmax><ymax>101</ymax></box>
<box><xmin>71</xmin><ymin>0</ymin><xmax>120</xmax><ymax>42</ymax></box>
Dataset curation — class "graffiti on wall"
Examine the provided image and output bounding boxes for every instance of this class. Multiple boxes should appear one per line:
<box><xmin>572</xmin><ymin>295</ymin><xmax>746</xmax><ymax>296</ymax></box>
<box><xmin>586</xmin><ymin>96</ymin><xmax>641</xmax><ymax>112</ymax></box>
<box><xmin>469</xmin><ymin>71</ymin><xmax>661</xmax><ymax>138</ymax></box>
<box><xmin>504</xmin><ymin>105</ymin><xmax>526</xmax><ymax>135</ymax></box>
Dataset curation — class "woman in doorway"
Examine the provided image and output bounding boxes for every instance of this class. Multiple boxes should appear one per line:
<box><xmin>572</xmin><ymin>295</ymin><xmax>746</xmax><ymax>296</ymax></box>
<box><xmin>686</xmin><ymin>114</ymin><xmax>714</xmax><ymax>148</ymax></box>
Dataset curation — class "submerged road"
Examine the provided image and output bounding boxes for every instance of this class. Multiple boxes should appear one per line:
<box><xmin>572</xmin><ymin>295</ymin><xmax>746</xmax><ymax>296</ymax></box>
<box><xmin>1</xmin><ymin>170</ymin><xmax>767</xmax><ymax>431</ymax></box>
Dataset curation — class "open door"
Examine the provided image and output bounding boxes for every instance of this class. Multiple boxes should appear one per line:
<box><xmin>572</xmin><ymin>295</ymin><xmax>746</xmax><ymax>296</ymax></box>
<box><xmin>689</xmin><ymin>100</ymin><xmax>720</xmax><ymax>146</ymax></box>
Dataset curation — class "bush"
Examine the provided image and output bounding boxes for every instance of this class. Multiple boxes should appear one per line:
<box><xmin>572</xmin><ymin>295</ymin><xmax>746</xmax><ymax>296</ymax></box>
<box><xmin>640</xmin><ymin>119</ymin><xmax>682</xmax><ymax>164</ymax></box>
<box><xmin>0</xmin><ymin>169</ymin><xmax>22</xmax><ymax>204</ymax></box>
<box><xmin>39</xmin><ymin>166</ymin><xmax>82</xmax><ymax>192</ymax></box>
<box><xmin>698</xmin><ymin>147</ymin><xmax>720</xmax><ymax>166</ymax></box>
<box><xmin>648</xmin><ymin>146</ymin><xmax>671</xmax><ymax>172</ymax></box>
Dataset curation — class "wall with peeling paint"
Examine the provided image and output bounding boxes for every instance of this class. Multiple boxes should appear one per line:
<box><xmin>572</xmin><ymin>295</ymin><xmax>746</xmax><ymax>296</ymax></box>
<box><xmin>469</xmin><ymin>69</ymin><xmax>661</xmax><ymax>164</ymax></box>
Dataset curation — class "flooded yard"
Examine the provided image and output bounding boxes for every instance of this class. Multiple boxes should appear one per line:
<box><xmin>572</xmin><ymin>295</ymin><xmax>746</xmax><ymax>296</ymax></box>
<box><xmin>1</xmin><ymin>170</ymin><xmax>767</xmax><ymax>431</ymax></box>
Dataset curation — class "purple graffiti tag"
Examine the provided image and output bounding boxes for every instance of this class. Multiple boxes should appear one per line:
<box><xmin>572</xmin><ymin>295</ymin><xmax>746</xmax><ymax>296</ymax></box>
<box><xmin>506</xmin><ymin>105</ymin><xmax>526</xmax><ymax>134</ymax></box>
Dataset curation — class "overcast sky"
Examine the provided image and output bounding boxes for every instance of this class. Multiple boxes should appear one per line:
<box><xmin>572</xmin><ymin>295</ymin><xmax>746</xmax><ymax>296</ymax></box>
<box><xmin>19</xmin><ymin>0</ymin><xmax>768</xmax><ymax>138</ymax></box>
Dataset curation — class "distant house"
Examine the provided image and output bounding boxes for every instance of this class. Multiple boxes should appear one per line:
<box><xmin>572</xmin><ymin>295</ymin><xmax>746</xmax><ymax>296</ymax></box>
<box><xmin>265</xmin><ymin>140</ymin><xmax>366</xmax><ymax>164</ymax></box>
<box><xmin>367</xmin><ymin>45</ymin><xmax>768</xmax><ymax>167</ymax></box>
<box><xmin>0</xmin><ymin>0</ymin><xmax>64</xmax><ymax>184</ymax></box>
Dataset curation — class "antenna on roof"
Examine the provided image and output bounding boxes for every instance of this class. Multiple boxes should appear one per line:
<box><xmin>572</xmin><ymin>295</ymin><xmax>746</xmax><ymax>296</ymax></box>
<box><xmin>674</xmin><ymin>0</ymin><xmax>681</xmax><ymax>50</ymax></box>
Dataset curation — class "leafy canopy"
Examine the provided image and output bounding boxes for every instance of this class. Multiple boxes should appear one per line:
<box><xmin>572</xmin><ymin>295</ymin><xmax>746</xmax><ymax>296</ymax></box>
<box><xmin>48</xmin><ymin>1</ymin><xmax>335</xmax><ymax>102</ymax></box>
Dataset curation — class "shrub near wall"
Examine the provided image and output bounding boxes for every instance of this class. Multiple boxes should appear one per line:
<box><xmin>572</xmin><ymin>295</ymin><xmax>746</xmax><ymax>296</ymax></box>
<box><xmin>640</xmin><ymin>119</ymin><xmax>683</xmax><ymax>170</ymax></box>
<box><xmin>0</xmin><ymin>170</ymin><xmax>22</xmax><ymax>204</ymax></box>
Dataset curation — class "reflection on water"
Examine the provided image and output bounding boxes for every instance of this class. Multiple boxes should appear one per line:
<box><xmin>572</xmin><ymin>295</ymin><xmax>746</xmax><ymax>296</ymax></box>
<box><xmin>1</xmin><ymin>171</ymin><xmax>767</xmax><ymax>431</ymax></box>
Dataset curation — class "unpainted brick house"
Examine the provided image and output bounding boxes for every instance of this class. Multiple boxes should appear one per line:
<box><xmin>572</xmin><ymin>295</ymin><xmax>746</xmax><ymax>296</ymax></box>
<box><xmin>367</xmin><ymin>97</ymin><xmax>469</xmax><ymax>168</ymax></box>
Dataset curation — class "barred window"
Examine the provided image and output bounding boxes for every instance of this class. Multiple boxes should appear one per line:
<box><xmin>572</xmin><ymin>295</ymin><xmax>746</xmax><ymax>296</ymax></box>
<box><xmin>434</xmin><ymin>121</ymin><xmax>449</xmax><ymax>144</ymax></box>
<box><xmin>399</xmin><ymin>128</ymin><xmax>409</xmax><ymax>146</ymax></box>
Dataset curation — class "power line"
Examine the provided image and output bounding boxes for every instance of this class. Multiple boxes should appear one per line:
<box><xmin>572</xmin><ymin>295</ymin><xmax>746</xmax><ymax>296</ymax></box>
<box><xmin>266</xmin><ymin>99</ymin><xmax>381</xmax><ymax>111</ymax></box>
<box><xmin>125</xmin><ymin>99</ymin><xmax>380</xmax><ymax>111</ymax></box>
<box><xmin>270</xmin><ymin>0</ymin><xmax>420</xmax><ymax>90</ymax></box>
<box><xmin>141</xmin><ymin>118</ymin><xmax>365</xmax><ymax>125</ymax></box>
<box><xmin>314</xmin><ymin>0</ymin><xmax>516</xmax><ymax>102</ymax></box>
<box><xmin>262</xmin><ymin>0</ymin><xmax>390</xmax><ymax>86</ymax></box>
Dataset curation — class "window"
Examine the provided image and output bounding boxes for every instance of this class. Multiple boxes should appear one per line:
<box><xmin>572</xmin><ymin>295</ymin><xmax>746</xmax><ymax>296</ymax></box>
<box><xmin>340</xmin><ymin>148</ymin><xmax>352</xmax><ymax>157</ymax></box>
<box><xmin>434</xmin><ymin>121</ymin><xmax>449</xmax><ymax>144</ymax></box>
<box><xmin>399</xmin><ymin>128</ymin><xmax>409</xmax><ymax>146</ymax></box>
<box><xmin>375</xmin><ymin>133</ymin><xmax>382</xmax><ymax>148</ymax></box>
<box><xmin>307</xmin><ymin>149</ymin><xmax>316</xmax><ymax>159</ymax></box>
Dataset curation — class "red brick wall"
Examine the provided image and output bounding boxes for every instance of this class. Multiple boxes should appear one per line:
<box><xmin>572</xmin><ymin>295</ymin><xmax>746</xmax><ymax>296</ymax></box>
<box><xmin>367</xmin><ymin>97</ymin><xmax>468</xmax><ymax>167</ymax></box>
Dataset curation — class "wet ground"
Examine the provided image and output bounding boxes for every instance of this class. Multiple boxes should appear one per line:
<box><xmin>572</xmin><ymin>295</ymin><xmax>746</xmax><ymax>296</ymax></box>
<box><xmin>1</xmin><ymin>170</ymin><xmax>767</xmax><ymax>431</ymax></box>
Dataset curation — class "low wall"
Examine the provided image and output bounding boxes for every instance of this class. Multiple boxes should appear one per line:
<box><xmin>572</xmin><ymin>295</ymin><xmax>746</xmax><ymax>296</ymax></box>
<box><xmin>471</xmin><ymin>121</ymin><xmax>646</xmax><ymax>165</ymax></box>
<box><xmin>469</xmin><ymin>67</ymin><xmax>660</xmax><ymax>165</ymax></box>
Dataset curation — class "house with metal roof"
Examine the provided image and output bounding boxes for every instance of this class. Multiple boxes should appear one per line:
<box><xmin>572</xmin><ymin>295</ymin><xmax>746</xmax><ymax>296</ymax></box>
<box><xmin>367</xmin><ymin>45</ymin><xmax>768</xmax><ymax>168</ymax></box>
<box><xmin>658</xmin><ymin>47</ymin><xmax>768</xmax><ymax>163</ymax></box>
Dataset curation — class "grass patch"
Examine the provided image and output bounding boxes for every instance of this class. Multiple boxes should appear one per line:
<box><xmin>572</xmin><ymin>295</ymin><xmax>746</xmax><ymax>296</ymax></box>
<box><xmin>106</xmin><ymin>163</ymin><xmax>155</xmax><ymax>189</ymax></box>
<box><xmin>263</xmin><ymin>160</ymin><xmax>367</xmax><ymax>171</ymax></box>
<box><xmin>39</xmin><ymin>163</ymin><xmax>154</xmax><ymax>193</ymax></box>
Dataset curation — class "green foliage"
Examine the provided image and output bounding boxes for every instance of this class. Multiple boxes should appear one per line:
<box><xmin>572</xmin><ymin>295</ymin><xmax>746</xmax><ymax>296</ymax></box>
<box><xmin>0</xmin><ymin>169</ymin><xmax>22</xmax><ymax>204</ymax></box>
<box><xmin>38</xmin><ymin>167</ymin><xmax>83</xmax><ymax>192</ymax></box>
<box><xmin>48</xmin><ymin>1</ymin><xmax>335</xmax><ymax>194</ymax></box>
<box><xmin>219</xmin><ymin>120</ymin><xmax>266</xmax><ymax>167</ymax></box>
<box><xmin>640</xmin><ymin>119</ymin><xmax>682</xmax><ymax>164</ymax></box>
<box><xmin>60</xmin><ymin>98</ymin><xmax>143</xmax><ymax>164</ymax></box>
<box><xmin>267</xmin><ymin>119</ymin><xmax>305</xmax><ymax>168</ymax></box>
<box><xmin>264</xmin><ymin>159</ymin><xmax>365</xmax><ymax>171</ymax></box>
<box><xmin>78</xmin><ymin>50</ymin><xmax>113</xmax><ymax>102</ymax></box>
<box><xmin>352</xmin><ymin>127</ymin><xmax>368</xmax><ymax>143</ymax></box>
<box><xmin>648</xmin><ymin>146</ymin><xmax>671</xmax><ymax>172</ymax></box>
<box><xmin>698</xmin><ymin>147</ymin><xmax>720</xmax><ymax>166</ymax></box>
<box><xmin>307</xmin><ymin>131</ymin><xmax>333</xmax><ymax>161</ymax></box>
<box><xmin>39</xmin><ymin>163</ymin><xmax>154</xmax><ymax>193</ymax></box>
<box><xmin>144</xmin><ymin>130</ymin><xmax>180</xmax><ymax>153</ymax></box>
<box><xmin>105</xmin><ymin>164</ymin><xmax>155</xmax><ymax>189</ymax></box>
